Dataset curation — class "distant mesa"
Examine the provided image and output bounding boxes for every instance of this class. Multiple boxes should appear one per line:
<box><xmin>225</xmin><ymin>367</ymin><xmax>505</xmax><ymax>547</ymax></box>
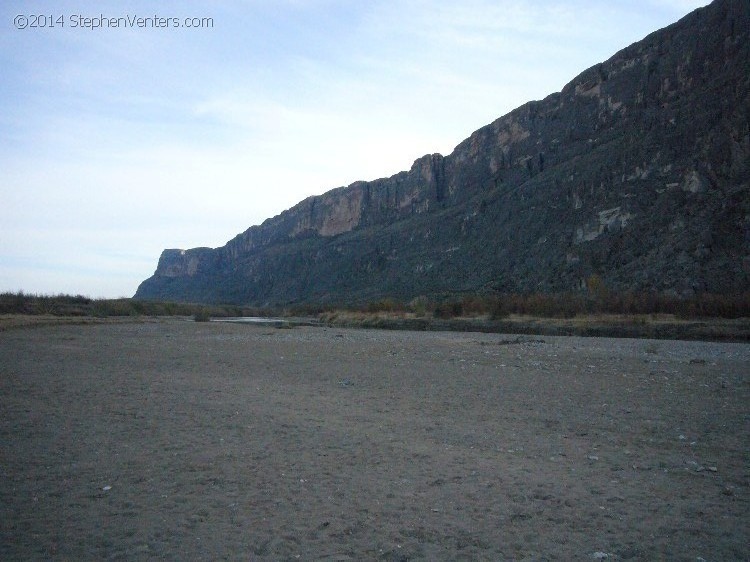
<box><xmin>135</xmin><ymin>0</ymin><xmax>750</xmax><ymax>306</ymax></box>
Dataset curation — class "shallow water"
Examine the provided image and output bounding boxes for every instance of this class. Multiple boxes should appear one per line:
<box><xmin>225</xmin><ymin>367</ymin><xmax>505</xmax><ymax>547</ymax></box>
<box><xmin>210</xmin><ymin>316</ymin><xmax>286</xmax><ymax>324</ymax></box>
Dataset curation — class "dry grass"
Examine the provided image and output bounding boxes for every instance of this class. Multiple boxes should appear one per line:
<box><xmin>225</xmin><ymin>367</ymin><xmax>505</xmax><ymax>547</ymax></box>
<box><xmin>319</xmin><ymin>311</ymin><xmax>750</xmax><ymax>341</ymax></box>
<box><xmin>0</xmin><ymin>314</ymin><xmax>172</xmax><ymax>333</ymax></box>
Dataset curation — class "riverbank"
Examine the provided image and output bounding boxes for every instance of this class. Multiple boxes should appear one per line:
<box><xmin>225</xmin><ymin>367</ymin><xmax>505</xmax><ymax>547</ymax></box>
<box><xmin>1</xmin><ymin>321</ymin><xmax>747</xmax><ymax>559</ymax></box>
<box><xmin>319</xmin><ymin>311</ymin><xmax>750</xmax><ymax>342</ymax></box>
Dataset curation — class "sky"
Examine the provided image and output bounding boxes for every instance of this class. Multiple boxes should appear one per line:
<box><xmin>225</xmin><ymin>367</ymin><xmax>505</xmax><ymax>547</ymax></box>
<box><xmin>1</xmin><ymin>0</ymin><xmax>711</xmax><ymax>298</ymax></box>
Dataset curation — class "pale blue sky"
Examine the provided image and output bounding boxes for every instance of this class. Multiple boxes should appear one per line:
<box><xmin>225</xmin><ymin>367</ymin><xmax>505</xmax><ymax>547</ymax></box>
<box><xmin>0</xmin><ymin>0</ymin><xmax>710</xmax><ymax>298</ymax></box>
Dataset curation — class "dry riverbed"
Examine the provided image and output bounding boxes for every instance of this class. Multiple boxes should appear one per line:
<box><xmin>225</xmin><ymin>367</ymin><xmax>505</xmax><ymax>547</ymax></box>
<box><xmin>1</xmin><ymin>320</ymin><xmax>748</xmax><ymax>560</ymax></box>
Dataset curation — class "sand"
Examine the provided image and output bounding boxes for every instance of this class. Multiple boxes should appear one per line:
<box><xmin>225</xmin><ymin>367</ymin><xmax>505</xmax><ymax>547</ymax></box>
<box><xmin>1</xmin><ymin>320</ymin><xmax>748</xmax><ymax>560</ymax></box>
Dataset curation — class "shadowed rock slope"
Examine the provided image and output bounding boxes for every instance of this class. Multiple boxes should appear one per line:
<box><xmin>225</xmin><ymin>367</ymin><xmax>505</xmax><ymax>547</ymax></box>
<box><xmin>136</xmin><ymin>0</ymin><xmax>750</xmax><ymax>306</ymax></box>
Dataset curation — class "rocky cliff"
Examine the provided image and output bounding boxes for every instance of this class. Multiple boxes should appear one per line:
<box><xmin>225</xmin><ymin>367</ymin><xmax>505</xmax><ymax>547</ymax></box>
<box><xmin>136</xmin><ymin>0</ymin><xmax>750</xmax><ymax>306</ymax></box>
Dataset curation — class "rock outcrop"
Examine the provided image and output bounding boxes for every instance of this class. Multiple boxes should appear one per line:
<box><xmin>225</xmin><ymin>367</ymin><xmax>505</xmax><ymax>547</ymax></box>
<box><xmin>136</xmin><ymin>0</ymin><xmax>750</xmax><ymax>305</ymax></box>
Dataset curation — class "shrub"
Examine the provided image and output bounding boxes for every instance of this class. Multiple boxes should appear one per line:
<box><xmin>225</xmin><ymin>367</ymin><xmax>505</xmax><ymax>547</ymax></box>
<box><xmin>193</xmin><ymin>309</ymin><xmax>211</xmax><ymax>322</ymax></box>
<box><xmin>489</xmin><ymin>297</ymin><xmax>510</xmax><ymax>320</ymax></box>
<box><xmin>409</xmin><ymin>296</ymin><xmax>428</xmax><ymax>317</ymax></box>
<box><xmin>433</xmin><ymin>299</ymin><xmax>463</xmax><ymax>319</ymax></box>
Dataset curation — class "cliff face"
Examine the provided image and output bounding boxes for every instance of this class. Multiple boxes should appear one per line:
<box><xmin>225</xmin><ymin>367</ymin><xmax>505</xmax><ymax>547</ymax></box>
<box><xmin>136</xmin><ymin>0</ymin><xmax>750</xmax><ymax>305</ymax></box>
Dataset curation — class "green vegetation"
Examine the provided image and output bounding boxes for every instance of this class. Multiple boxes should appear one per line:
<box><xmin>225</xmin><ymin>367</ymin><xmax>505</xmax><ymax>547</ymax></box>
<box><xmin>299</xmin><ymin>290</ymin><xmax>750</xmax><ymax>321</ymax></box>
<box><xmin>193</xmin><ymin>308</ymin><xmax>212</xmax><ymax>322</ymax></box>
<box><xmin>3</xmin><ymin>290</ymin><xmax>749</xmax><ymax>321</ymax></box>
<box><xmin>298</xmin><ymin>290</ymin><xmax>749</xmax><ymax>342</ymax></box>
<box><xmin>0</xmin><ymin>292</ymin><xmax>271</xmax><ymax>320</ymax></box>
<box><xmin>2</xmin><ymin>290</ymin><xmax>748</xmax><ymax>341</ymax></box>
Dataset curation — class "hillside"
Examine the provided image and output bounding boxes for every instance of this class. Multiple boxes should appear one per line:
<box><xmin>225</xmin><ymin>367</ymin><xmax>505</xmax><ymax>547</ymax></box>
<box><xmin>135</xmin><ymin>0</ymin><xmax>750</xmax><ymax>306</ymax></box>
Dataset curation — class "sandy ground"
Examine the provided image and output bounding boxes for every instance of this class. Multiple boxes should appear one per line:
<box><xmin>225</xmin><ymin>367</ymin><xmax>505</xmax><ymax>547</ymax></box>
<box><xmin>0</xmin><ymin>320</ymin><xmax>748</xmax><ymax>561</ymax></box>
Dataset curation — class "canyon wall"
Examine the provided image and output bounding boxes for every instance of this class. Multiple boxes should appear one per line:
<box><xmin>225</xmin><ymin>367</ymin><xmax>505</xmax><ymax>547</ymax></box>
<box><xmin>136</xmin><ymin>0</ymin><xmax>750</xmax><ymax>305</ymax></box>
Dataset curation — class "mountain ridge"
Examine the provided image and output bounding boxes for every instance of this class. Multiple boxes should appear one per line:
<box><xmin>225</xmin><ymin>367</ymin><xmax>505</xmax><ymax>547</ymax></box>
<box><xmin>136</xmin><ymin>0</ymin><xmax>750</xmax><ymax>305</ymax></box>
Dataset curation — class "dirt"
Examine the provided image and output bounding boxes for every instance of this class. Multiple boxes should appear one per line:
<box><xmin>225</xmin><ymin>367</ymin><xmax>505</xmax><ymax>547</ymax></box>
<box><xmin>1</xmin><ymin>320</ymin><xmax>748</xmax><ymax>560</ymax></box>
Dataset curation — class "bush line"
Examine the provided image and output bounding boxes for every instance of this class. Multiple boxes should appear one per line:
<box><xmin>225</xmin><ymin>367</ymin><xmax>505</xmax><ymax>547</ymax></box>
<box><xmin>0</xmin><ymin>292</ymin><xmax>271</xmax><ymax>319</ymax></box>
<box><xmin>2</xmin><ymin>290</ymin><xmax>748</xmax><ymax>321</ymax></box>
